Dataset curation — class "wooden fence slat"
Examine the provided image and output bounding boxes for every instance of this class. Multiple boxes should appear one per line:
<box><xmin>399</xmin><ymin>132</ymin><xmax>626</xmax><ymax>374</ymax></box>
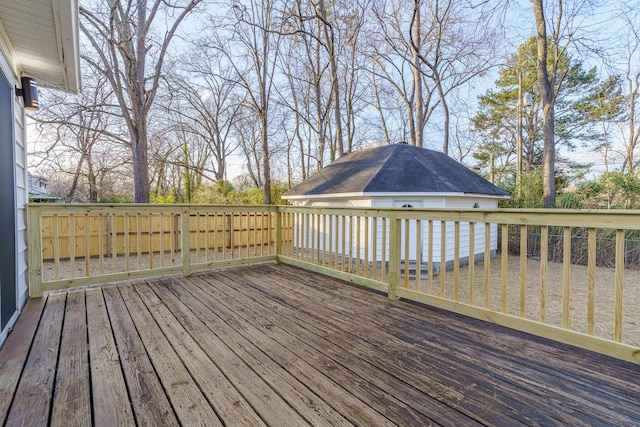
<box><xmin>562</xmin><ymin>226</ymin><xmax>571</xmax><ymax>329</ymax></box>
<box><xmin>587</xmin><ymin>228</ymin><xmax>596</xmax><ymax>335</ymax></box>
<box><xmin>415</xmin><ymin>220</ymin><xmax>421</xmax><ymax>290</ymax></box>
<box><xmin>454</xmin><ymin>221</ymin><xmax>460</xmax><ymax>301</ymax></box>
<box><xmin>540</xmin><ymin>225</ymin><xmax>548</xmax><ymax>323</ymax></box>
<box><xmin>615</xmin><ymin>229</ymin><xmax>624</xmax><ymax>342</ymax></box>
<box><xmin>520</xmin><ymin>225</ymin><xmax>527</xmax><ymax>318</ymax></box>
<box><xmin>501</xmin><ymin>224</ymin><xmax>508</xmax><ymax>313</ymax></box>
<box><xmin>484</xmin><ymin>223</ymin><xmax>491</xmax><ymax>310</ymax></box>
<box><xmin>440</xmin><ymin>221</ymin><xmax>446</xmax><ymax>298</ymax></box>
<box><xmin>468</xmin><ymin>222</ymin><xmax>475</xmax><ymax>305</ymax></box>
<box><xmin>70</xmin><ymin>215</ymin><xmax>76</xmax><ymax>279</ymax></box>
<box><xmin>428</xmin><ymin>220</ymin><xmax>433</xmax><ymax>295</ymax></box>
<box><xmin>404</xmin><ymin>218</ymin><xmax>409</xmax><ymax>288</ymax></box>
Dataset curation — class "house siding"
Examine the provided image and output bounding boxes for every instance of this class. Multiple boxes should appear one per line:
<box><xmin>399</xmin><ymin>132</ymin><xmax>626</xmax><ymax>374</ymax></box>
<box><xmin>0</xmin><ymin>41</ymin><xmax>28</xmax><ymax>347</ymax></box>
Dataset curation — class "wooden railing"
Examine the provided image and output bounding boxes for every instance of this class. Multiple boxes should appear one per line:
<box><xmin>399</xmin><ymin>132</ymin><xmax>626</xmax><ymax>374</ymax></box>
<box><xmin>28</xmin><ymin>204</ymin><xmax>280</xmax><ymax>295</ymax></box>
<box><xmin>28</xmin><ymin>204</ymin><xmax>640</xmax><ymax>363</ymax></box>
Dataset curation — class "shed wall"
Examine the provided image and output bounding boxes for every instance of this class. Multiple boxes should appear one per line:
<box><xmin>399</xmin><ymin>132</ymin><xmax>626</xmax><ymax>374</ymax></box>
<box><xmin>291</xmin><ymin>195</ymin><xmax>500</xmax><ymax>271</ymax></box>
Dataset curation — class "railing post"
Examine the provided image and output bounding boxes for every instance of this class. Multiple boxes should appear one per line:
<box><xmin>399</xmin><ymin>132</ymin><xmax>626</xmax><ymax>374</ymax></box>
<box><xmin>388</xmin><ymin>211</ymin><xmax>400</xmax><ymax>300</ymax></box>
<box><xmin>28</xmin><ymin>205</ymin><xmax>43</xmax><ymax>297</ymax></box>
<box><xmin>181</xmin><ymin>206</ymin><xmax>191</xmax><ymax>276</ymax></box>
<box><xmin>275</xmin><ymin>208</ymin><xmax>282</xmax><ymax>261</ymax></box>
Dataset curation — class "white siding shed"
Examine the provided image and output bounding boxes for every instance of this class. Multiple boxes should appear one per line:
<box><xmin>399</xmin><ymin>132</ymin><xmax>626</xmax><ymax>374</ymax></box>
<box><xmin>283</xmin><ymin>144</ymin><xmax>509</xmax><ymax>270</ymax></box>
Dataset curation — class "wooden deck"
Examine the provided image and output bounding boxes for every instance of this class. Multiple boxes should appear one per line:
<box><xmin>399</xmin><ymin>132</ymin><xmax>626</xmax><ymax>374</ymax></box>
<box><xmin>1</xmin><ymin>264</ymin><xmax>639</xmax><ymax>426</ymax></box>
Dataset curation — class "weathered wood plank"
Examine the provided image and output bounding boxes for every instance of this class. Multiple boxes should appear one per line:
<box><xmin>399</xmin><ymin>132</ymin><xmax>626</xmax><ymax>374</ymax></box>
<box><xmin>155</xmin><ymin>277</ymin><xmax>353</xmax><ymax>426</ymax></box>
<box><xmin>6</xmin><ymin>293</ymin><xmax>65</xmax><ymax>426</ymax></box>
<box><xmin>85</xmin><ymin>287</ymin><xmax>135</xmax><ymax>427</ymax></box>
<box><xmin>187</xmin><ymin>273</ymin><xmax>468</xmax><ymax>426</ymax></box>
<box><xmin>101</xmin><ymin>286</ymin><xmax>179</xmax><ymax>426</ymax></box>
<box><xmin>114</xmin><ymin>285</ymin><xmax>222</xmax><ymax>426</ymax></box>
<box><xmin>132</xmin><ymin>282</ymin><xmax>268</xmax><ymax>426</ymax></box>
<box><xmin>50</xmin><ymin>289</ymin><xmax>91</xmax><ymax>426</ymax></box>
<box><xmin>219</xmin><ymin>268</ymin><xmax>515</xmax><ymax>426</ymax></box>
<box><xmin>267</xmin><ymin>264</ymin><xmax>640</xmax><ymax>424</ymax></box>
<box><xmin>0</xmin><ymin>297</ymin><xmax>46</xmax><ymax>424</ymax></box>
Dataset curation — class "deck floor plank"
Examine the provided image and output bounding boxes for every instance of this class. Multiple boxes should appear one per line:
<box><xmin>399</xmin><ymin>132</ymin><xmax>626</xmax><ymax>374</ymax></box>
<box><xmin>237</xmin><ymin>265</ymin><xmax>603</xmax><ymax>425</ymax></box>
<box><xmin>50</xmin><ymin>290</ymin><xmax>91</xmax><ymax>427</ymax></box>
<box><xmin>1</xmin><ymin>263</ymin><xmax>639</xmax><ymax>426</ymax></box>
<box><xmin>207</xmin><ymin>269</ymin><xmax>515</xmax><ymax>426</ymax></box>
<box><xmin>86</xmin><ymin>288</ymin><xmax>136</xmax><ymax>426</ymax></box>
<box><xmin>101</xmin><ymin>286</ymin><xmax>179</xmax><ymax>426</ymax></box>
<box><xmin>0</xmin><ymin>296</ymin><xmax>46</xmax><ymax>425</ymax></box>
<box><xmin>267</xmin><ymin>263</ymin><xmax>640</xmax><ymax>425</ymax></box>
<box><xmin>5</xmin><ymin>293</ymin><xmax>65</xmax><ymax>426</ymax></box>
<box><xmin>183</xmin><ymin>274</ymin><xmax>448</xmax><ymax>426</ymax></box>
<box><xmin>269</xmin><ymin>264</ymin><xmax>639</xmax><ymax>424</ymax></box>
<box><xmin>132</xmin><ymin>282</ymin><xmax>269</xmax><ymax>427</ymax></box>
<box><xmin>154</xmin><ymin>278</ymin><xmax>356</xmax><ymax>426</ymax></box>
<box><xmin>114</xmin><ymin>285</ymin><xmax>222</xmax><ymax>427</ymax></box>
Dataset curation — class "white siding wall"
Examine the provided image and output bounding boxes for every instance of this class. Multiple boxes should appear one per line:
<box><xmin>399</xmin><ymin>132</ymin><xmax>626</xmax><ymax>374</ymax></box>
<box><xmin>291</xmin><ymin>195</ymin><xmax>502</xmax><ymax>269</ymax></box>
<box><xmin>15</xmin><ymin>99</ymin><xmax>28</xmax><ymax>307</ymax></box>
<box><xmin>0</xmin><ymin>47</ymin><xmax>28</xmax><ymax>345</ymax></box>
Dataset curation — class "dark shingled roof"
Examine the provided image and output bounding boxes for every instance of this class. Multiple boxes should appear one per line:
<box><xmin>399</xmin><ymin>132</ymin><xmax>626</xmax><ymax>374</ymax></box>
<box><xmin>284</xmin><ymin>144</ymin><xmax>509</xmax><ymax>197</ymax></box>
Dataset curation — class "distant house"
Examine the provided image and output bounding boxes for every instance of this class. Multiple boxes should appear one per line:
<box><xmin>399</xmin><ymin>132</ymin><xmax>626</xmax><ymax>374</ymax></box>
<box><xmin>283</xmin><ymin>143</ymin><xmax>509</xmax><ymax>269</ymax></box>
<box><xmin>28</xmin><ymin>174</ymin><xmax>62</xmax><ymax>203</ymax></box>
<box><xmin>0</xmin><ymin>1</ymin><xmax>80</xmax><ymax>345</ymax></box>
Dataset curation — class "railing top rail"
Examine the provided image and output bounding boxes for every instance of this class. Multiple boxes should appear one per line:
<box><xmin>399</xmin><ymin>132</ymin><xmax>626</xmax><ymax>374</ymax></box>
<box><xmin>27</xmin><ymin>203</ymin><xmax>640</xmax><ymax>229</ymax></box>
<box><xmin>27</xmin><ymin>203</ymin><xmax>279</xmax><ymax>215</ymax></box>
<box><xmin>278</xmin><ymin>206</ymin><xmax>640</xmax><ymax>229</ymax></box>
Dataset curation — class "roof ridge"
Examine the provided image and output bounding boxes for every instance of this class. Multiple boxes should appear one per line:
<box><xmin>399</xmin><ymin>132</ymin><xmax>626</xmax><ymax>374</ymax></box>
<box><xmin>363</xmin><ymin>145</ymin><xmax>402</xmax><ymax>192</ymax></box>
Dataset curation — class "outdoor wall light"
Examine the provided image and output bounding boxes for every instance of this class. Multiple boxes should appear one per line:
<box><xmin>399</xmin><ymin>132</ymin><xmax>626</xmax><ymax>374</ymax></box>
<box><xmin>15</xmin><ymin>77</ymin><xmax>39</xmax><ymax>111</ymax></box>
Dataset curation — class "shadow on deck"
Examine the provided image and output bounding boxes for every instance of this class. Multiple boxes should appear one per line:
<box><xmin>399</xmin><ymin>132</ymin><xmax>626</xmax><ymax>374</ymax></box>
<box><xmin>1</xmin><ymin>263</ymin><xmax>639</xmax><ymax>426</ymax></box>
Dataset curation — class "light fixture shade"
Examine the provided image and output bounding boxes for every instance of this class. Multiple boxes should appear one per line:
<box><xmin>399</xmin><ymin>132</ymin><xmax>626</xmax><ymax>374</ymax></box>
<box><xmin>18</xmin><ymin>77</ymin><xmax>39</xmax><ymax>111</ymax></box>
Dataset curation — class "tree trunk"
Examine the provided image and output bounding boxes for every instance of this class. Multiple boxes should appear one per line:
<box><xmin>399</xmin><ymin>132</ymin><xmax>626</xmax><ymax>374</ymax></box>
<box><xmin>412</xmin><ymin>3</ymin><xmax>424</xmax><ymax>148</ymax></box>
<box><xmin>131</xmin><ymin>125</ymin><xmax>151</xmax><ymax>203</ymax></box>
<box><xmin>318</xmin><ymin>0</ymin><xmax>344</xmax><ymax>157</ymax></box>
<box><xmin>532</xmin><ymin>0</ymin><xmax>556</xmax><ymax>208</ymax></box>
<box><xmin>87</xmin><ymin>157</ymin><xmax>98</xmax><ymax>203</ymax></box>
<box><xmin>261</xmin><ymin>113</ymin><xmax>271</xmax><ymax>204</ymax></box>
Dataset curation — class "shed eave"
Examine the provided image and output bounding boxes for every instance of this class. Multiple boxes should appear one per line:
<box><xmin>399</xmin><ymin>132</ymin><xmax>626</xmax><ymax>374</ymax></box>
<box><xmin>282</xmin><ymin>191</ymin><xmax>509</xmax><ymax>200</ymax></box>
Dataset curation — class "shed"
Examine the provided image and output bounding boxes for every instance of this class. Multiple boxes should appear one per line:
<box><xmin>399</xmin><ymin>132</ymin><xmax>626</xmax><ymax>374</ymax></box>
<box><xmin>283</xmin><ymin>144</ymin><xmax>509</xmax><ymax>270</ymax></box>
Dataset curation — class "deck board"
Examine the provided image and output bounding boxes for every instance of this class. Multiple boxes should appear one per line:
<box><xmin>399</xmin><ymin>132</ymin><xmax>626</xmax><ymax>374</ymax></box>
<box><xmin>85</xmin><ymin>287</ymin><xmax>135</xmax><ymax>426</ymax></box>
<box><xmin>1</xmin><ymin>263</ymin><xmax>639</xmax><ymax>426</ymax></box>
<box><xmin>101</xmin><ymin>286</ymin><xmax>178</xmax><ymax>426</ymax></box>
<box><xmin>0</xmin><ymin>296</ymin><xmax>46</xmax><ymax>425</ymax></box>
<box><xmin>6</xmin><ymin>293</ymin><xmax>65</xmax><ymax>426</ymax></box>
<box><xmin>50</xmin><ymin>290</ymin><xmax>91</xmax><ymax>427</ymax></box>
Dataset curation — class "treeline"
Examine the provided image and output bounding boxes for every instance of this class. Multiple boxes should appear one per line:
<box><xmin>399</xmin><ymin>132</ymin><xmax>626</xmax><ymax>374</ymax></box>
<box><xmin>28</xmin><ymin>1</ymin><xmax>640</xmax><ymax>208</ymax></box>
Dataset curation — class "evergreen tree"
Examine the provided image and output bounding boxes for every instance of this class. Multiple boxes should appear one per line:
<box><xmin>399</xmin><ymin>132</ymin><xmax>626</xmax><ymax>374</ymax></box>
<box><xmin>472</xmin><ymin>37</ymin><xmax>623</xmax><ymax>203</ymax></box>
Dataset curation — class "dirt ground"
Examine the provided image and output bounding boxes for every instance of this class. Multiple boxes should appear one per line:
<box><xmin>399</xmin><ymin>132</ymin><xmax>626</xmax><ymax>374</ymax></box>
<box><xmin>403</xmin><ymin>255</ymin><xmax>640</xmax><ymax>347</ymax></box>
<box><xmin>42</xmin><ymin>248</ymin><xmax>639</xmax><ymax>347</ymax></box>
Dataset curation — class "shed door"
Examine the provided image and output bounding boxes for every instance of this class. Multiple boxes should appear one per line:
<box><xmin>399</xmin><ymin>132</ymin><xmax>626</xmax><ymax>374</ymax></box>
<box><xmin>394</xmin><ymin>200</ymin><xmax>422</xmax><ymax>261</ymax></box>
<box><xmin>0</xmin><ymin>71</ymin><xmax>16</xmax><ymax>330</ymax></box>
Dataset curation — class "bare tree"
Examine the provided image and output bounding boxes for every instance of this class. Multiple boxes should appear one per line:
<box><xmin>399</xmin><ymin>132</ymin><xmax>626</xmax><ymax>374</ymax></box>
<box><xmin>208</xmin><ymin>0</ymin><xmax>286</xmax><ymax>204</ymax></box>
<box><xmin>80</xmin><ymin>0</ymin><xmax>203</xmax><ymax>203</ymax></box>
<box><xmin>31</xmin><ymin>74</ymin><xmax>130</xmax><ymax>202</ymax></box>
<box><xmin>163</xmin><ymin>54</ymin><xmax>241</xmax><ymax>181</ymax></box>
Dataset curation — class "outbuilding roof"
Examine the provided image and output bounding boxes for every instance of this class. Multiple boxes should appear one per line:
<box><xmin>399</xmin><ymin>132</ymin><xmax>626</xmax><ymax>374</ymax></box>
<box><xmin>284</xmin><ymin>144</ymin><xmax>509</xmax><ymax>198</ymax></box>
